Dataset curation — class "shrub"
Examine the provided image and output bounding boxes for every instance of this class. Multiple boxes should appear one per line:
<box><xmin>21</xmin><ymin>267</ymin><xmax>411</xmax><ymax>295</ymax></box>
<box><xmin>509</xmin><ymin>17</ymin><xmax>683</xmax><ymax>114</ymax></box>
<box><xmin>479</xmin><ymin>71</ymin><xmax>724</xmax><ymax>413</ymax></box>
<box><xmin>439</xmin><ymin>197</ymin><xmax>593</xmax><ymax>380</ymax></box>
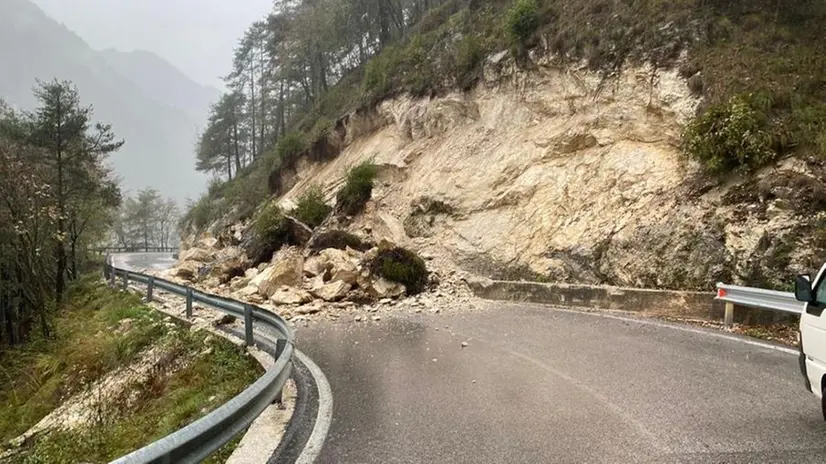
<box><xmin>506</xmin><ymin>0</ymin><xmax>539</xmax><ymax>44</ymax></box>
<box><xmin>453</xmin><ymin>34</ymin><xmax>484</xmax><ymax>88</ymax></box>
<box><xmin>275</xmin><ymin>133</ymin><xmax>307</xmax><ymax>169</ymax></box>
<box><xmin>371</xmin><ymin>247</ymin><xmax>429</xmax><ymax>295</ymax></box>
<box><xmin>225</xmin><ymin>172</ymin><xmax>269</xmax><ymax>221</ymax></box>
<box><xmin>336</xmin><ymin>161</ymin><xmax>378</xmax><ymax>217</ymax></box>
<box><xmin>309</xmin><ymin>230</ymin><xmax>373</xmax><ymax>252</ymax></box>
<box><xmin>253</xmin><ymin>201</ymin><xmax>289</xmax><ymax>245</ymax></box>
<box><xmin>293</xmin><ymin>185</ymin><xmax>332</xmax><ymax>229</ymax></box>
<box><xmin>683</xmin><ymin>94</ymin><xmax>777</xmax><ymax>174</ymax></box>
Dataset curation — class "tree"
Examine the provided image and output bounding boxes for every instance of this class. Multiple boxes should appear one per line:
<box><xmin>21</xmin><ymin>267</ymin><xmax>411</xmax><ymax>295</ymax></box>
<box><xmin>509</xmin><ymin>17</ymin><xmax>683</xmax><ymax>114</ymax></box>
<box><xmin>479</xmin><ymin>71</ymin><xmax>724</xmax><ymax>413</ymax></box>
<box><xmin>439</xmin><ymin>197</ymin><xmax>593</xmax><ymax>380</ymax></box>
<box><xmin>23</xmin><ymin>80</ymin><xmax>124</xmax><ymax>305</ymax></box>
<box><xmin>112</xmin><ymin>190</ymin><xmax>180</xmax><ymax>251</ymax></box>
<box><xmin>0</xmin><ymin>137</ymin><xmax>58</xmax><ymax>342</ymax></box>
<box><xmin>196</xmin><ymin>92</ymin><xmax>248</xmax><ymax>180</ymax></box>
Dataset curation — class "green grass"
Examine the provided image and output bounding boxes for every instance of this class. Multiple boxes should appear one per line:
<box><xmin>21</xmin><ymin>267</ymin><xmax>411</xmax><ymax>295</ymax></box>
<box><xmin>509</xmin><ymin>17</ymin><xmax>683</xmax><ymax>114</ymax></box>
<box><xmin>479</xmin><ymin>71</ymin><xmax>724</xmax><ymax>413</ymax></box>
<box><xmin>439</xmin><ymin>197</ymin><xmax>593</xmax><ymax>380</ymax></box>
<box><xmin>292</xmin><ymin>185</ymin><xmax>332</xmax><ymax>229</ymax></box>
<box><xmin>336</xmin><ymin>161</ymin><xmax>378</xmax><ymax>217</ymax></box>
<box><xmin>0</xmin><ymin>275</ymin><xmax>262</xmax><ymax>463</ymax></box>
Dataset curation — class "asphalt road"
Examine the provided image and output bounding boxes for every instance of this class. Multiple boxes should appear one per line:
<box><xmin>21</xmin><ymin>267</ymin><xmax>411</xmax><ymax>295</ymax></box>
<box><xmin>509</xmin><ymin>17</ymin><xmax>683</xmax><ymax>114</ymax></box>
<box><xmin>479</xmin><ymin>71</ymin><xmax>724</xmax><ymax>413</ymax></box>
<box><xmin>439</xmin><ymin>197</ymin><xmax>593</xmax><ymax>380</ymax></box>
<box><xmin>111</xmin><ymin>252</ymin><xmax>176</xmax><ymax>272</ymax></box>
<box><xmin>111</xmin><ymin>253</ymin><xmax>826</xmax><ymax>463</ymax></box>
<box><xmin>297</xmin><ymin>307</ymin><xmax>826</xmax><ymax>463</ymax></box>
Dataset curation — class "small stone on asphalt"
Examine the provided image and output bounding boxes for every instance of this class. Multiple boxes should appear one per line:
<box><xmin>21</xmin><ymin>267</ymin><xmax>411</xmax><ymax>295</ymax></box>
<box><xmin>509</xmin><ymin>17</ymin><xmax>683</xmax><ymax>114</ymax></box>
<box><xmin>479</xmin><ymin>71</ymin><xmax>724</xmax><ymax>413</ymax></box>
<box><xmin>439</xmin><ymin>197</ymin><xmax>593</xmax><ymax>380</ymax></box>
<box><xmin>372</xmin><ymin>316</ymin><xmax>381</xmax><ymax>322</ymax></box>
<box><xmin>461</xmin><ymin>342</ymin><xmax>468</xmax><ymax>348</ymax></box>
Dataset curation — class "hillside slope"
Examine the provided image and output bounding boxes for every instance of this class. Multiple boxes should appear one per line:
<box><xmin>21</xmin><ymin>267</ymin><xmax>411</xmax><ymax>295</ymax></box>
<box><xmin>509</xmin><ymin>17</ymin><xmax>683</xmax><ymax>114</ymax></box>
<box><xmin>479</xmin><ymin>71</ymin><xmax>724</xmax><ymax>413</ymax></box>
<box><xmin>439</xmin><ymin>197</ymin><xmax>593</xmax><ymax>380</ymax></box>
<box><xmin>99</xmin><ymin>49</ymin><xmax>220</xmax><ymax>124</ymax></box>
<box><xmin>182</xmin><ymin>0</ymin><xmax>826</xmax><ymax>292</ymax></box>
<box><xmin>272</xmin><ymin>59</ymin><xmax>823</xmax><ymax>291</ymax></box>
<box><xmin>0</xmin><ymin>0</ymin><xmax>208</xmax><ymax>203</ymax></box>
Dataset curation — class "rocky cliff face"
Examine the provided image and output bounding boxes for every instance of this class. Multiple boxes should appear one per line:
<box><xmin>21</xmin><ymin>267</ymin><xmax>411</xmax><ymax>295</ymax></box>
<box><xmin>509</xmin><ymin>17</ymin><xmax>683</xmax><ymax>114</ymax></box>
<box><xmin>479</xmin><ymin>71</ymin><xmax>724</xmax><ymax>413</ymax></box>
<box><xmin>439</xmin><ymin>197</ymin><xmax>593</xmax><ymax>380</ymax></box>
<box><xmin>231</xmin><ymin>56</ymin><xmax>826</xmax><ymax>292</ymax></box>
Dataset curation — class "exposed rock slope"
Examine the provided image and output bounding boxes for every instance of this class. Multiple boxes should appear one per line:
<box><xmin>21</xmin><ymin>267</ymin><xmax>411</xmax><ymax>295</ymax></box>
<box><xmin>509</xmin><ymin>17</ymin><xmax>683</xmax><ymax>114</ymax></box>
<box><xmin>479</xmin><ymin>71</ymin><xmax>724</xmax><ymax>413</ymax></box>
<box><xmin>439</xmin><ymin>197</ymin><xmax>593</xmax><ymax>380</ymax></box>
<box><xmin>270</xmin><ymin>58</ymin><xmax>826</xmax><ymax>291</ymax></box>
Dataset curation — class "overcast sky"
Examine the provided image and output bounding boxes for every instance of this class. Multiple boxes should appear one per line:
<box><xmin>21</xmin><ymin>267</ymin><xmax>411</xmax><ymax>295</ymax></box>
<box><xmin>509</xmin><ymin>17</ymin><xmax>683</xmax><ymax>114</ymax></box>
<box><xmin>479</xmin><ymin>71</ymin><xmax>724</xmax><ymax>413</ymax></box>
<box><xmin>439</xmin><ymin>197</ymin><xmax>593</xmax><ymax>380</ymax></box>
<box><xmin>31</xmin><ymin>0</ymin><xmax>273</xmax><ymax>88</ymax></box>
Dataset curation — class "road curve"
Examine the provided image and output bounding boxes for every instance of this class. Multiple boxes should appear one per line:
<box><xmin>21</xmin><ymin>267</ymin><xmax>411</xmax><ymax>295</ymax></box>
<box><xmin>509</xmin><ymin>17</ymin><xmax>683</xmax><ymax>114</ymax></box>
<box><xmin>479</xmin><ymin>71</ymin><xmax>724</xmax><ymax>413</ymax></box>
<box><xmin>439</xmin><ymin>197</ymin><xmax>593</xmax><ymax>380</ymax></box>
<box><xmin>296</xmin><ymin>304</ymin><xmax>826</xmax><ymax>463</ymax></box>
<box><xmin>110</xmin><ymin>252</ymin><xmax>176</xmax><ymax>272</ymax></box>
<box><xmin>109</xmin><ymin>253</ymin><xmax>826</xmax><ymax>462</ymax></box>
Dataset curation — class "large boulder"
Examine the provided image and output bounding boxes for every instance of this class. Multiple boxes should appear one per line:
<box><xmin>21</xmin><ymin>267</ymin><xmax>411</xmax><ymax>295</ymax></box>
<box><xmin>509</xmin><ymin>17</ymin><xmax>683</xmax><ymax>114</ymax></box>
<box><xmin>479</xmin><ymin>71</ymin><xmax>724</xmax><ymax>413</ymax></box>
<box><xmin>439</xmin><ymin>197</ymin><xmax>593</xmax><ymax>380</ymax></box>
<box><xmin>196</xmin><ymin>235</ymin><xmax>219</xmax><ymax>250</ymax></box>
<box><xmin>310</xmin><ymin>280</ymin><xmax>352</xmax><ymax>302</ymax></box>
<box><xmin>271</xmin><ymin>286</ymin><xmax>314</xmax><ymax>305</ymax></box>
<box><xmin>179</xmin><ymin>247</ymin><xmax>214</xmax><ymax>263</ymax></box>
<box><xmin>251</xmin><ymin>248</ymin><xmax>304</xmax><ymax>298</ymax></box>
<box><xmin>303</xmin><ymin>255</ymin><xmax>328</xmax><ymax>277</ymax></box>
<box><xmin>320</xmin><ymin>248</ymin><xmax>359</xmax><ymax>285</ymax></box>
<box><xmin>206</xmin><ymin>247</ymin><xmax>251</xmax><ymax>284</ymax></box>
<box><xmin>370</xmin><ymin>277</ymin><xmax>406</xmax><ymax>299</ymax></box>
<box><xmin>174</xmin><ymin>261</ymin><xmax>201</xmax><ymax>281</ymax></box>
<box><xmin>230</xmin><ymin>276</ymin><xmax>252</xmax><ymax>291</ymax></box>
<box><xmin>236</xmin><ymin>285</ymin><xmax>260</xmax><ymax>298</ymax></box>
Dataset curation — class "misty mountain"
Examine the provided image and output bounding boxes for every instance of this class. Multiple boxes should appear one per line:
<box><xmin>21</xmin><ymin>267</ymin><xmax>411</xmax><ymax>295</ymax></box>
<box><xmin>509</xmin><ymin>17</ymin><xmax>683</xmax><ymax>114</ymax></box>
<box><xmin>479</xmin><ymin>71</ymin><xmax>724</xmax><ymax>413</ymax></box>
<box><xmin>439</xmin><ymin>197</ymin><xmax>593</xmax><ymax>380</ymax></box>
<box><xmin>99</xmin><ymin>49</ymin><xmax>220</xmax><ymax>123</ymax></box>
<box><xmin>0</xmin><ymin>0</ymin><xmax>209</xmax><ymax>203</ymax></box>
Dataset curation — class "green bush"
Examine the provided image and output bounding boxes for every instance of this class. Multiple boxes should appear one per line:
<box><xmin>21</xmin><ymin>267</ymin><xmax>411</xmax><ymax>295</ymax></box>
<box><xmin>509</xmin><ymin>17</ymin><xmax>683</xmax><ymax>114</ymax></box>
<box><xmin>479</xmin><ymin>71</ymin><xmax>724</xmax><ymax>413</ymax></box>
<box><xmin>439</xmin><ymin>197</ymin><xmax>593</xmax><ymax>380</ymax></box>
<box><xmin>275</xmin><ymin>133</ymin><xmax>307</xmax><ymax>168</ymax></box>
<box><xmin>371</xmin><ymin>247</ymin><xmax>429</xmax><ymax>295</ymax></box>
<box><xmin>683</xmin><ymin>94</ymin><xmax>777</xmax><ymax>174</ymax></box>
<box><xmin>293</xmin><ymin>185</ymin><xmax>332</xmax><ymax>229</ymax></box>
<box><xmin>309</xmin><ymin>230</ymin><xmax>373</xmax><ymax>252</ymax></box>
<box><xmin>336</xmin><ymin>161</ymin><xmax>378</xmax><ymax>217</ymax></box>
<box><xmin>363</xmin><ymin>51</ymin><xmax>395</xmax><ymax>97</ymax></box>
<box><xmin>253</xmin><ymin>201</ymin><xmax>289</xmax><ymax>245</ymax></box>
<box><xmin>452</xmin><ymin>34</ymin><xmax>484</xmax><ymax>88</ymax></box>
<box><xmin>506</xmin><ymin>0</ymin><xmax>539</xmax><ymax>44</ymax></box>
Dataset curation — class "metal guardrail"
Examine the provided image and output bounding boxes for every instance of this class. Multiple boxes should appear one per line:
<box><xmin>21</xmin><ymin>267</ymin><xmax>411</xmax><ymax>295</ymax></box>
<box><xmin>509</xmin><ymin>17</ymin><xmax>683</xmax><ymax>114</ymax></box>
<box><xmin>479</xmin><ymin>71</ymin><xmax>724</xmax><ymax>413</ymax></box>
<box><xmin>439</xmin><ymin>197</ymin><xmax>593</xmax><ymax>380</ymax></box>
<box><xmin>715</xmin><ymin>283</ymin><xmax>804</xmax><ymax>327</ymax></box>
<box><xmin>104</xmin><ymin>256</ymin><xmax>294</xmax><ymax>464</ymax></box>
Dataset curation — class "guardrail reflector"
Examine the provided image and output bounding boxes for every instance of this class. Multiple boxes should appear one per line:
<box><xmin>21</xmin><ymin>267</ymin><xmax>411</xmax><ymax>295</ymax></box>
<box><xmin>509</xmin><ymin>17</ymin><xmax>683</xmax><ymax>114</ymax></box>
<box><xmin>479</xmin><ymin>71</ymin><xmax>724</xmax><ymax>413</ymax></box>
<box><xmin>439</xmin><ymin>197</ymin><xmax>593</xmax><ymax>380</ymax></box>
<box><xmin>718</xmin><ymin>288</ymin><xmax>727</xmax><ymax>298</ymax></box>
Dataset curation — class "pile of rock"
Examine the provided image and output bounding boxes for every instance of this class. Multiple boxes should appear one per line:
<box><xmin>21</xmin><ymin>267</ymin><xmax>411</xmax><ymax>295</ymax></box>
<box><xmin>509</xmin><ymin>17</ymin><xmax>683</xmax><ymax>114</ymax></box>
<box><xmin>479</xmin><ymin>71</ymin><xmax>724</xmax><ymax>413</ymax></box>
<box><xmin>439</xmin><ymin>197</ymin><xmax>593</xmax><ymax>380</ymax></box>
<box><xmin>167</xmin><ymin>231</ymin><xmax>415</xmax><ymax>316</ymax></box>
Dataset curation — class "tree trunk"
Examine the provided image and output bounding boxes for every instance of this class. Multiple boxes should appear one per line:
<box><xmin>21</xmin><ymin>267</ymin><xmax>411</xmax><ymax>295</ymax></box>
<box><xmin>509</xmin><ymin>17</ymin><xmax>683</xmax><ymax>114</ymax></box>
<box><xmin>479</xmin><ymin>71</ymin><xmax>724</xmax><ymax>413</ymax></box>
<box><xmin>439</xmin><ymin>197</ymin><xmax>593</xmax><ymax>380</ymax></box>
<box><xmin>250</xmin><ymin>57</ymin><xmax>257</xmax><ymax>160</ymax></box>
<box><xmin>259</xmin><ymin>46</ymin><xmax>267</xmax><ymax>153</ymax></box>
<box><xmin>70</xmin><ymin>237</ymin><xmax>77</xmax><ymax>280</ymax></box>
<box><xmin>279</xmin><ymin>80</ymin><xmax>286</xmax><ymax>137</ymax></box>
<box><xmin>233</xmin><ymin>122</ymin><xmax>242</xmax><ymax>173</ymax></box>
<box><xmin>226</xmin><ymin>152</ymin><xmax>233</xmax><ymax>181</ymax></box>
<box><xmin>55</xmin><ymin>92</ymin><xmax>66</xmax><ymax>307</ymax></box>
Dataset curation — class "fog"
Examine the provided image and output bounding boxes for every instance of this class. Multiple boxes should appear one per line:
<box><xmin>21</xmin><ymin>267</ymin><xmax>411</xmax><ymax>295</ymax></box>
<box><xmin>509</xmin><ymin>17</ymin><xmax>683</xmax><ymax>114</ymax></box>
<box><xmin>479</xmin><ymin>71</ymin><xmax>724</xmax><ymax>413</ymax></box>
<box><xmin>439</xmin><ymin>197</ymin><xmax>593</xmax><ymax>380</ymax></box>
<box><xmin>30</xmin><ymin>0</ymin><xmax>273</xmax><ymax>88</ymax></box>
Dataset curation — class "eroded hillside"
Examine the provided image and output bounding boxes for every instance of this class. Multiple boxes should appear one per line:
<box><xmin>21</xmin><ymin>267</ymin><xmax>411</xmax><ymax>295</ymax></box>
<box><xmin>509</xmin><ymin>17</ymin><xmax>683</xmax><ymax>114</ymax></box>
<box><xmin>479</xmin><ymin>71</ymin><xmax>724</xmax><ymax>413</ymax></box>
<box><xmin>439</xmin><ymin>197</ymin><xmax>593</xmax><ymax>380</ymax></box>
<box><xmin>265</xmin><ymin>58</ymin><xmax>826</xmax><ymax>291</ymax></box>
<box><xmin>181</xmin><ymin>0</ymin><xmax>826</xmax><ymax>293</ymax></box>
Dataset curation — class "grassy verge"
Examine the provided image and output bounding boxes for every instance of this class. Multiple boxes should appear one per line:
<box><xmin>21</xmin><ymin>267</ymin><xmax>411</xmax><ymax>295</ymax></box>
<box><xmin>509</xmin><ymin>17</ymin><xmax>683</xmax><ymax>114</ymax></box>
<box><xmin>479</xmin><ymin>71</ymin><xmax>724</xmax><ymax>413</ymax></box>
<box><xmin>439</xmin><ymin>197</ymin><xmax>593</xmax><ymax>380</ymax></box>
<box><xmin>0</xmin><ymin>275</ymin><xmax>262</xmax><ymax>463</ymax></box>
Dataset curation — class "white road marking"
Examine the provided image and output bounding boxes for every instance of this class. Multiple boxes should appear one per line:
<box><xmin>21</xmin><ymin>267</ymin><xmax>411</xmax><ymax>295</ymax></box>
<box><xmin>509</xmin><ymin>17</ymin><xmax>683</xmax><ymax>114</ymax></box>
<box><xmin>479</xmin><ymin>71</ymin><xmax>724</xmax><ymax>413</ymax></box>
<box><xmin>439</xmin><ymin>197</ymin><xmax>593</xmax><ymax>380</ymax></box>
<box><xmin>295</xmin><ymin>349</ymin><xmax>333</xmax><ymax>464</ymax></box>
<box><xmin>542</xmin><ymin>304</ymin><xmax>800</xmax><ymax>356</ymax></box>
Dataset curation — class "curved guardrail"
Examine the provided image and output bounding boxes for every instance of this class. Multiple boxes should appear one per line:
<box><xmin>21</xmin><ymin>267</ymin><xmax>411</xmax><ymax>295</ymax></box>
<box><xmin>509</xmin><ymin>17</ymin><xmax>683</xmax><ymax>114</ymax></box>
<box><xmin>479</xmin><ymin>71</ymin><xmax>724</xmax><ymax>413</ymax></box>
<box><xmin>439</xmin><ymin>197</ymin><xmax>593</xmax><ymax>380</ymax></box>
<box><xmin>104</xmin><ymin>256</ymin><xmax>295</xmax><ymax>464</ymax></box>
<box><xmin>715</xmin><ymin>282</ymin><xmax>803</xmax><ymax>328</ymax></box>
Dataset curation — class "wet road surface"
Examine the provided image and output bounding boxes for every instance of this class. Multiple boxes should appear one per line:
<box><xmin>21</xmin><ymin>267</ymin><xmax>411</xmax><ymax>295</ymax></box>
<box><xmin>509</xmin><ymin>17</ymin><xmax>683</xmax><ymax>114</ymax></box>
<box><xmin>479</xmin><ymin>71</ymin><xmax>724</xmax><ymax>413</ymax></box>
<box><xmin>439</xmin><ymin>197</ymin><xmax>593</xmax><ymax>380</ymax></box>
<box><xmin>297</xmin><ymin>306</ymin><xmax>826</xmax><ymax>463</ymax></box>
<box><xmin>112</xmin><ymin>252</ymin><xmax>176</xmax><ymax>272</ymax></box>
<box><xmin>110</xmin><ymin>253</ymin><xmax>826</xmax><ymax>462</ymax></box>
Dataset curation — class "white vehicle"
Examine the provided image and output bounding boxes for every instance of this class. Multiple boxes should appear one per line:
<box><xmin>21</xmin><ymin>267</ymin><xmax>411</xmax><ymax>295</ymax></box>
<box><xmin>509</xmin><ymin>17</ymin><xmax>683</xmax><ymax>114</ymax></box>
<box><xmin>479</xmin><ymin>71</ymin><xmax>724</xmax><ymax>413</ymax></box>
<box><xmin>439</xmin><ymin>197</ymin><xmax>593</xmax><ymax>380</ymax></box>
<box><xmin>794</xmin><ymin>271</ymin><xmax>826</xmax><ymax>418</ymax></box>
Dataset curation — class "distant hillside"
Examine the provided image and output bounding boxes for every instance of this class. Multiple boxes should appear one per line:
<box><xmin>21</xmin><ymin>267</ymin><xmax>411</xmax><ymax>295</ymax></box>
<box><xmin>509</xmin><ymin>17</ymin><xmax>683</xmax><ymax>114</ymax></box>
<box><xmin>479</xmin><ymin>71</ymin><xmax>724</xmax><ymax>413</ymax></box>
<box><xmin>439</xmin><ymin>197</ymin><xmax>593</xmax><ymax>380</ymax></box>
<box><xmin>99</xmin><ymin>49</ymin><xmax>220</xmax><ymax>123</ymax></box>
<box><xmin>0</xmin><ymin>0</ymin><xmax>208</xmax><ymax>203</ymax></box>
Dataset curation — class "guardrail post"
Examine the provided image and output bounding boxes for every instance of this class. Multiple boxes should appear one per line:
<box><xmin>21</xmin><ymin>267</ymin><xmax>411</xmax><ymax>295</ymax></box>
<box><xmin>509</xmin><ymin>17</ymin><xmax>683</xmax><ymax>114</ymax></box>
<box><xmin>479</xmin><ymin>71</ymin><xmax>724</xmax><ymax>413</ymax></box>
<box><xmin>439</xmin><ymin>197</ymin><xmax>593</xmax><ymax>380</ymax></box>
<box><xmin>273</xmin><ymin>338</ymin><xmax>287</xmax><ymax>404</ymax></box>
<box><xmin>147</xmin><ymin>277</ymin><xmax>155</xmax><ymax>303</ymax></box>
<box><xmin>244</xmin><ymin>305</ymin><xmax>254</xmax><ymax>347</ymax></box>
<box><xmin>186</xmin><ymin>288</ymin><xmax>193</xmax><ymax>319</ymax></box>
<box><xmin>122</xmin><ymin>272</ymin><xmax>129</xmax><ymax>291</ymax></box>
<box><xmin>109</xmin><ymin>266</ymin><xmax>116</xmax><ymax>287</ymax></box>
<box><xmin>724</xmin><ymin>302</ymin><xmax>734</xmax><ymax>328</ymax></box>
